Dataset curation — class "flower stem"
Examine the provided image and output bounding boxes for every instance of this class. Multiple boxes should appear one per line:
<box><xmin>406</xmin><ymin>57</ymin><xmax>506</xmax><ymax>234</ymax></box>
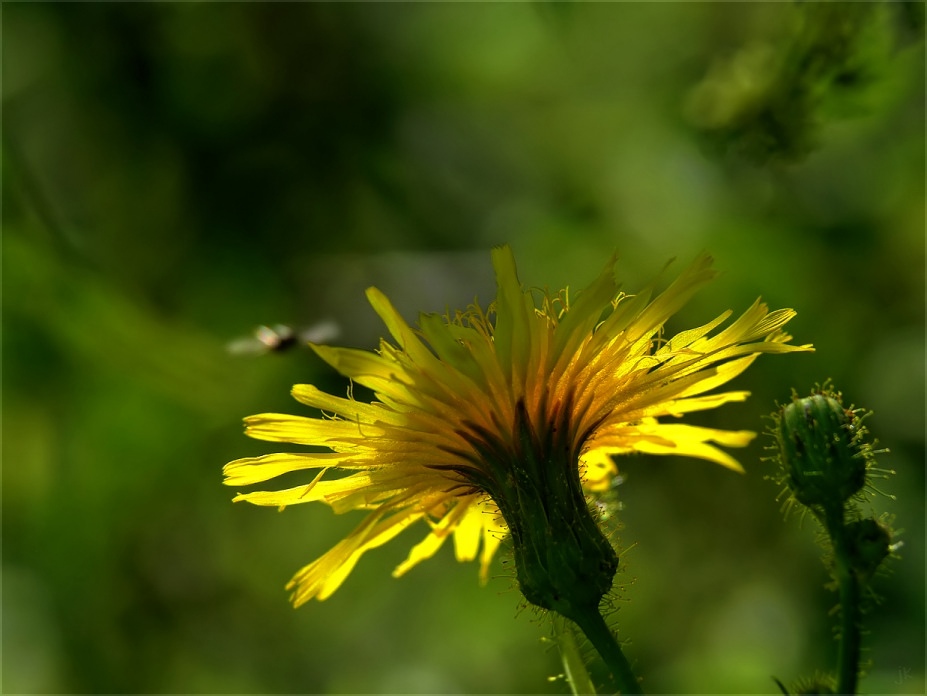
<box><xmin>835</xmin><ymin>564</ymin><xmax>862</xmax><ymax>694</ymax></box>
<box><xmin>824</xmin><ymin>507</ymin><xmax>862</xmax><ymax>695</ymax></box>
<box><xmin>826</xmin><ymin>508</ymin><xmax>862</xmax><ymax>694</ymax></box>
<box><xmin>569</xmin><ymin>606</ymin><xmax>643</xmax><ymax>694</ymax></box>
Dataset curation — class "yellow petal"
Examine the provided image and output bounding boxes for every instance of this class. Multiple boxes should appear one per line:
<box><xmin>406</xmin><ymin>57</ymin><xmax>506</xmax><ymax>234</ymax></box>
<box><xmin>624</xmin><ymin>254</ymin><xmax>717</xmax><ymax>341</ymax></box>
<box><xmin>580</xmin><ymin>451</ymin><xmax>618</xmax><ymax>492</ymax></box>
<box><xmin>478</xmin><ymin>512</ymin><xmax>507</xmax><ymax>585</ymax></box>
<box><xmin>291</xmin><ymin>384</ymin><xmax>405</xmax><ymax>426</ymax></box>
<box><xmin>310</xmin><ymin>344</ymin><xmax>410</xmax><ymax>398</ymax></box>
<box><xmin>244</xmin><ymin>413</ymin><xmax>384</xmax><ymax>445</ymax></box>
<box><xmin>490</xmin><ymin>245</ymin><xmax>534</xmax><ymax>390</ymax></box>
<box><xmin>288</xmin><ymin>507</ymin><xmax>424</xmax><ymax>604</ymax></box>
<box><xmin>453</xmin><ymin>500</ymin><xmax>487</xmax><ymax>562</ymax></box>
<box><xmin>224</xmin><ymin>452</ymin><xmax>361</xmax><ymax>486</ymax></box>
<box><xmin>590</xmin><ymin>422</ymin><xmax>755</xmax><ymax>472</ymax></box>
<box><xmin>550</xmin><ymin>254</ymin><xmax>618</xmax><ymax>367</ymax></box>
<box><xmin>661</xmin><ymin>311</ymin><xmax>731</xmax><ymax>353</ymax></box>
<box><xmin>393</xmin><ymin>497</ymin><xmax>471</xmax><ymax>576</ymax></box>
<box><xmin>232</xmin><ymin>473</ymin><xmax>375</xmax><ymax>509</ymax></box>
<box><xmin>366</xmin><ymin>287</ymin><xmax>444</xmax><ymax>374</ymax></box>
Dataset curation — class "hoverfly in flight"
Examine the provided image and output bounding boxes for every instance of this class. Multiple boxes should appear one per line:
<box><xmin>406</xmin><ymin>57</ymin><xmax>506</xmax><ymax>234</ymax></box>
<box><xmin>226</xmin><ymin>321</ymin><xmax>340</xmax><ymax>356</ymax></box>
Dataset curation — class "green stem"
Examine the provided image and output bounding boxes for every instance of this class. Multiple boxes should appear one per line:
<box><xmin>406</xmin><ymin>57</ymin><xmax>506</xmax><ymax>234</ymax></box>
<box><xmin>570</xmin><ymin>606</ymin><xmax>643</xmax><ymax>694</ymax></box>
<box><xmin>836</xmin><ymin>563</ymin><xmax>861</xmax><ymax>695</ymax></box>
<box><xmin>825</xmin><ymin>507</ymin><xmax>862</xmax><ymax>695</ymax></box>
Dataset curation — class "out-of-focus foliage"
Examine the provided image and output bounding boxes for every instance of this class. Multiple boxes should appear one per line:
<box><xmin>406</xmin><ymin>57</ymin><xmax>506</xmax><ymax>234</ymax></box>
<box><xmin>686</xmin><ymin>2</ymin><xmax>923</xmax><ymax>163</ymax></box>
<box><xmin>3</xmin><ymin>3</ymin><xmax>923</xmax><ymax>694</ymax></box>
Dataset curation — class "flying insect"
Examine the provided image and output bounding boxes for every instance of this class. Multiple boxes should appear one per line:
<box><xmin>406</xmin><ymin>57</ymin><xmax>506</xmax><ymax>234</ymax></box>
<box><xmin>226</xmin><ymin>321</ymin><xmax>340</xmax><ymax>356</ymax></box>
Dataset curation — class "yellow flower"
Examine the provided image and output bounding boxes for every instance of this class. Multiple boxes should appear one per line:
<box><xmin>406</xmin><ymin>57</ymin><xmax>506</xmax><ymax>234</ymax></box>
<box><xmin>224</xmin><ymin>246</ymin><xmax>812</xmax><ymax>609</ymax></box>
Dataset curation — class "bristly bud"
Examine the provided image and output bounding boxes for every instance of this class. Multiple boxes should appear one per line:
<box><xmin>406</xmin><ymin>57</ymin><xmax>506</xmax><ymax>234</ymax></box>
<box><xmin>772</xmin><ymin>386</ymin><xmax>871</xmax><ymax>511</ymax></box>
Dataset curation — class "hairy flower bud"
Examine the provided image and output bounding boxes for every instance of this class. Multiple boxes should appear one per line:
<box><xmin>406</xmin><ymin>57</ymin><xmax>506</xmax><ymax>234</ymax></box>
<box><xmin>775</xmin><ymin>392</ymin><xmax>866</xmax><ymax>508</ymax></box>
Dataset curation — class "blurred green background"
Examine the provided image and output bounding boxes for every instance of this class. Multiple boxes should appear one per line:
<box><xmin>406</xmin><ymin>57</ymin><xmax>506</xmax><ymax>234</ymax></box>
<box><xmin>4</xmin><ymin>3</ymin><xmax>924</xmax><ymax>694</ymax></box>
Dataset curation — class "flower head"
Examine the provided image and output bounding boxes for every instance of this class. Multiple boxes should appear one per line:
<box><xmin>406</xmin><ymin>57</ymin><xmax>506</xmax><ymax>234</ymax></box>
<box><xmin>225</xmin><ymin>246</ymin><xmax>812</xmax><ymax>609</ymax></box>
